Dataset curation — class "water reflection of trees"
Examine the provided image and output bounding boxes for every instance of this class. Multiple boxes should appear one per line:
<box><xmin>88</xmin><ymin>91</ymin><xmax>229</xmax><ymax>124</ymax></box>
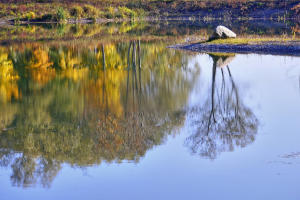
<box><xmin>186</xmin><ymin>54</ymin><xmax>258</xmax><ymax>160</ymax></box>
<box><xmin>1</xmin><ymin>21</ymin><xmax>299</xmax><ymax>45</ymax></box>
<box><xmin>0</xmin><ymin>41</ymin><xmax>198</xmax><ymax>187</ymax></box>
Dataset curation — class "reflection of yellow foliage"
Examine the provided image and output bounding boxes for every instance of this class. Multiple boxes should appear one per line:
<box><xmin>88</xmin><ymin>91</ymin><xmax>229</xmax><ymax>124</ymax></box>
<box><xmin>86</xmin><ymin>69</ymin><xmax>126</xmax><ymax>118</ymax></box>
<box><xmin>0</xmin><ymin>104</ymin><xmax>17</xmax><ymax>131</ymax></box>
<box><xmin>84</xmin><ymin>44</ymin><xmax>129</xmax><ymax>117</ymax></box>
<box><xmin>59</xmin><ymin>50</ymin><xmax>88</xmax><ymax>81</ymax></box>
<box><xmin>0</xmin><ymin>83</ymin><xmax>20</xmax><ymax>103</ymax></box>
<box><xmin>0</xmin><ymin>49</ymin><xmax>19</xmax><ymax>82</ymax></box>
<box><xmin>30</xmin><ymin>67</ymin><xmax>56</xmax><ymax>86</ymax></box>
<box><xmin>28</xmin><ymin>48</ymin><xmax>53</xmax><ymax>69</ymax></box>
<box><xmin>61</xmin><ymin>67</ymin><xmax>88</xmax><ymax>81</ymax></box>
<box><xmin>59</xmin><ymin>50</ymin><xmax>80</xmax><ymax>70</ymax></box>
<box><xmin>96</xmin><ymin>44</ymin><xmax>125</xmax><ymax>70</ymax></box>
<box><xmin>83</xmin><ymin>25</ymin><xmax>104</xmax><ymax>37</ymax></box>
<box><xmin>119</xmin><ymin>22</ymin><xmax>138</xmax><ymax>33</ymax></box>
<box><xmin>107</xmin><ymin>26</ymin><xmax>117</xmax><ymax>35</ymax></box>
<box><xmin>0</xmin><ymin>41</ymin><xmax>195</xmax><ymax>181</ymax></box>
<box><xmin>0</xmin><ymin>48</ymin><xmax>20</xmax><ymax>103</ymax></box>
<box><xmin>26</xmin><ymin>48</ymin><xmax>55</xmax><ymax>85</ymax></box>
<box><xmin>74</xmin><ymin>27</ymin><xmax>84</xmax><ymax>37</ymax></box>
<box><xmin>24</xmin><ymin>26</ymin><xmax>36</xmax><ymax>34</ymax></box>
<box><xmin>292</xmin><ymin>24</ymin><xmax>300</xmax><ymax>35</ymax></box>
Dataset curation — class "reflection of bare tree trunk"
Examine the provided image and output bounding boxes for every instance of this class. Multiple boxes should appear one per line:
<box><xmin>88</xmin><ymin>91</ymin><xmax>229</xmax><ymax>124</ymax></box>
<box><xmin>208</xmin><ymin>61</ymin><xmax>217</xmax><ymax>129</ymax></box>
<box><xmin>102</xmin><ymin>44</ymin><xmax>105</xmax><ymax>70</ymax></box>
<box><xmin>100</xmin><ymin>44</ymin><xmax>108</xmax><ymax>119</ymax></box>
<box><xmin>186</xmin><ymin>54</ymin><xmax>258</xmax><ymax>160</ymax></box>
<box><xmin>138</xmin><ymin>40</ymin><xmax>141</xmax><ymax>69</ymax></box>
<box><xmin>133</xmin><ymin>41</ymin><xmax>138</xmax><ymax>92</ymax></box>
<box><xmin>102</xmin><ymin>68</ymin><xmax>108</xmax><ymax>120</ymax></box>
<box><xmin>131</xmin><ymin>42</ymin><xmax>135</xmax><ymax>107</ymax></box>
<box><xmin>105</xmin><ymin>71</ymin><xmax>109</xmax><ymax>118</ymax></box>
<box><xmin>138</xmin><ymin>40</ymin><xmax>142</xmax><ymax>95</ymax></box>
<box><xmin>227</xmin><ymin>66</ymin><xmax>241</xmax><ymax>124</ymax></box>
<box><xmin>138</xmin><ymin>40</ymin><xmax>142</xmax><ymax>105</ymax></box>
<box><xmin>125</xmin><ymin>42</ymin><xmax>132</xmax><ymax>116</ymax></box>
<box><xmin>127</xmin><ymin>42</ymin><xmax>132</xmax><ymax>70</ymax></box>
<box><xmin>132</xmin><ymin>69</ymin><xmax>135</xmax><ymax>107</ymax></box>
<box><xmin>220</xmin><ymin>68</ymin><xmax>226</xmax><ymax>112</ymax></box>
<box><xmin>125</xmin><ymin>68</ymin><xmax>129</xmax><ymax>117</ymax></box>
<box><xmin>133</xmin><ymin>41</ymin><xmax>136</xmax><ymax>69</ymax></box>
<box><xmin>126</xmin><ymin>41</ymin><xmax>143</xmax><ymax>115</ymax></box>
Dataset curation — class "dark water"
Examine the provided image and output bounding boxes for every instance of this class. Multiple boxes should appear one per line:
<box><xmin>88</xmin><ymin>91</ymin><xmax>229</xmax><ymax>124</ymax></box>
<box><xmin>0</xmin><ymin>21</ymin><xmax>300</xmax><ymax>200</ymax></box>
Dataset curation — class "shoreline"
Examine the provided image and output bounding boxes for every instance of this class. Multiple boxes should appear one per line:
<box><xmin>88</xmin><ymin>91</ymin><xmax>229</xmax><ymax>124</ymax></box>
<box><xmin>0</xmin><ymin>16</ymin><xmax>299</xmax><ymax>26</ymax></box>
<box><xmin>169</xmin><ymin>41</ymin><xmax>300</xmax><ymax>56</ymax></box>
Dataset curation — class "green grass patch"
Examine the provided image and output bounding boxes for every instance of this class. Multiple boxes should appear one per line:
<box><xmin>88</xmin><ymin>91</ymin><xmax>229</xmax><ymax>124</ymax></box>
<box><xmin>206</xmin><ymin>37</ymin><xmax>300</xmax><ymax>45</ymax></box>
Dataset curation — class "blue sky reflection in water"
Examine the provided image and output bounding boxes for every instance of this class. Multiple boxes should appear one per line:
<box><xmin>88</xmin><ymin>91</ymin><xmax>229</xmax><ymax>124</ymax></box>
<box><xmin>0</xmin><ymin>46</ymin><xmax>300</xmax><ymax>200</ymax></box>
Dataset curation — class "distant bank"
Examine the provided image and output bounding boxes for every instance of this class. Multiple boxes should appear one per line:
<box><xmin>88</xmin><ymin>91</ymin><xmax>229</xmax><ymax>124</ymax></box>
<box><xmin>0</xmin><ymin>0</ymin><xmax>299</xmax><ymax>24</ymax></box>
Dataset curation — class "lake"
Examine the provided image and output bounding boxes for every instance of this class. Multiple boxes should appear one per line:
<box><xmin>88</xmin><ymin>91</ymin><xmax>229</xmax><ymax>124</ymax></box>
<box><xmin>0</xmin><ymin>20</ymin><xmax>300</xmax><ymax>200</ymax></box>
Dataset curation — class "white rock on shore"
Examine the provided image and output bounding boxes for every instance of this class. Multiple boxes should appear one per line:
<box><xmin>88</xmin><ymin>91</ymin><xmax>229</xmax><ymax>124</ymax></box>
<box><xmin>210</xmin><ymin>25</ymin><xmax>237</xmax><ymax>40</ymax></box>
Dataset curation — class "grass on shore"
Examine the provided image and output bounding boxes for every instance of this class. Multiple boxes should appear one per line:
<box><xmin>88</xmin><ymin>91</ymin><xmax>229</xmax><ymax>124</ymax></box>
<box><xmin>206</xmin><ymin>37</ymin><xmax>300</xmax><ymax>45</ymax></box>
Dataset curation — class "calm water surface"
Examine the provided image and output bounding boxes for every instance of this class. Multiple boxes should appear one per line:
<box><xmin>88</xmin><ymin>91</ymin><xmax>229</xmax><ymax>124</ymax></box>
<box><xmin>0</xmin><ymin>22</ymin><xmax>300</xmax><ymax>199</ymax></box>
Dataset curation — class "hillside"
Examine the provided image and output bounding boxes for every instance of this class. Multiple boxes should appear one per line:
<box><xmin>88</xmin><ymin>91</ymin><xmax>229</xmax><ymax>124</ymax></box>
<box><xmin>0</xmin><ymin>0</ymin><xmax>299</xmax><ymax>23</ymax></box>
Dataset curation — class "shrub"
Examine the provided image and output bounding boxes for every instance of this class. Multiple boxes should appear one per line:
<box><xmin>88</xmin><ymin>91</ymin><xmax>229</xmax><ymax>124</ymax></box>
<box><xmin>83</xmin><ymin>4</ymin><xmax>98</xmax><ymax>17</ymax></box>
<box><xmin>24</xmin><ymin>11</ymin><xmax>36</xmax><ymax>21</ymax></box>
<box><xmin>105</xmin><ymin>6</ymin><xmax>115</xmax><ymax>19</ymax></box>
<box><xmin>98</xmin><ymin>11</ymin><xmax>105</xmax><ymax>18</ymax></box>
<box><xmin>118</xmin><ymin>6</ymin><xmax>137</xmax><ymax>19</ymax></box>
<box><xmin>70</xmin><ymin>6</ymin><xmax>84</xmax><ymax>19</ymax></box>
<box><xmin>135</xmin><ymin>8</ymin><xmax>147</xmax><ymax>17</ymax></box>
<box><xmin>0</xmin><ymin>10</ymin><xmax>6</xmax><ymax>18</ymax></box>
<box><xmin>9</xmin><ymin>10</ymin><xmax>16</xmax><ymax>16</ymax></box>
<box><xmin>14</xmin><ymin>14</ymin><xmax>21</xmax><ymax>25</ymax></box>
<box><xmin>40</xmin><ymin>14</ymin><xmax>54</xmax><ymax>21</ymax></box>
<box><xmin>19</xmin><ymin>5</ymin><xmax>27</xmax><ymax>13</ymax></box>
<box><xmin>56</xmin><ymin>7</ymin><xmax>67</xmax><ymax>22</ymax></box>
